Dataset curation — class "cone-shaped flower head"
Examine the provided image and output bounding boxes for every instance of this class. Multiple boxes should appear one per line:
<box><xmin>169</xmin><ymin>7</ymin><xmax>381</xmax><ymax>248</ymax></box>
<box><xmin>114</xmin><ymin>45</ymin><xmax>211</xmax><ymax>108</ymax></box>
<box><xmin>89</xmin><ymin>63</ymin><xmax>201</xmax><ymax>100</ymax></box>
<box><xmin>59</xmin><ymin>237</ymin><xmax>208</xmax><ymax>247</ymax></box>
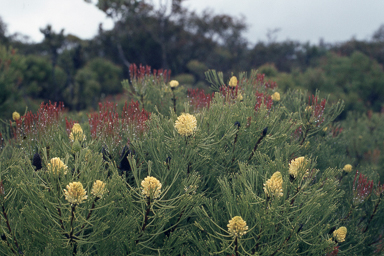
<box><xmin>69</xmin><ymin>123</ymin><xmax>86</xmax><ymax>142</ymax></box>
<box><xmin>47</xmin><ymin>157</ymin><xmax>68</xmax><ymax>175</ymax></box>
<box><xmin>141</xmin><ymin>176</ymin><xmax>162</xmax><ymax>199</ymax></box>
<box><xmin>288</xmin><ymin>156</ymin><xmax>307</xmax><ymax>178</ymax></box>
<box><xmin>91</xmin><ymin>180</ymin><xmax>108</xmax><ymax>198</ymax></box>
<box><xmin>228</xmin><ymin>76</ymin><xmax>238</xmax><ymax>87</ymax></box>
<box><xmin>264</xmin><ymin>171</ymin><xmax>283</xmax><ymax>198</ymax></box>
<box><xmin>12</xmin><ymin>111</ymin><xmax>20</xmax><ymax>121</ymax></box>
<box><xmin>174</xmin><ymin>113</ymin><xmax>197</xmax><ymax>136</ymax></box>
<box><xmin>343</xmin><ymin>164</ymin><xmax>353</xmax><ymax>173</ymax></box>
<box><xmin>271</xmin><ymin>92</ymin><xmax>281</xmax><ymax>101</ymax></box>
<box><xmin>64</xmin><ymin>182</ymin><xmax>88</xmax><ymax>204</ymax></box>
<box><xmin>333</xmin><ymin>227</ymin><xmax>347</xmax><ymax>242</ymax></box>
<box><xmin>227</xmin><ymin>216</ymin><xmax>248</xmax><ymax>238</ymax></box>
<box><xmin>169</xmin><ymin>80</ymin><xmax>179</xmax><ymax>88</ymax></box>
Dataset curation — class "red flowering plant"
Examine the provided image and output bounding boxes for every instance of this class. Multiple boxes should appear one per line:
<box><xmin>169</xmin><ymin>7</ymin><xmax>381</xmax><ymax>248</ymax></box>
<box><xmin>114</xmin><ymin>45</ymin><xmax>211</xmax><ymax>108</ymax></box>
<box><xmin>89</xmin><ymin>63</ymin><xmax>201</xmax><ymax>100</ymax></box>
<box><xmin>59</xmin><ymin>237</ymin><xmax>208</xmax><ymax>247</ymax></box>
<box><xmin>11</xmin><ymin>102</ymin><xmax>65</xmax><ymax>147</ymax></box>
<box><xmin>88</xmin><ymin>101</ymin><xmax>122</xmax><ymax>157</ymax></box>
<box><xmin>122</xmin><ymin>64</ymin><xmax>173</xmax><ymax>115</ymax></box>
<box><xmin>352</xmin><ymin>170</ymin><xmax>374</xmax><ymax>205</ymax></box>
<box><xmin>187</xmin><ymin>88</ymin><xmax>214</xmax><ymax>113</ymax></box>
<box><xmin>88</xmin><ymin>100</ymin><xmax>151</xmax><ymax>158</ymax></box>
<box><xmin>121</xmin><ymin>100</ymin><xmax>151</xmax><ymax>139</ymax></box>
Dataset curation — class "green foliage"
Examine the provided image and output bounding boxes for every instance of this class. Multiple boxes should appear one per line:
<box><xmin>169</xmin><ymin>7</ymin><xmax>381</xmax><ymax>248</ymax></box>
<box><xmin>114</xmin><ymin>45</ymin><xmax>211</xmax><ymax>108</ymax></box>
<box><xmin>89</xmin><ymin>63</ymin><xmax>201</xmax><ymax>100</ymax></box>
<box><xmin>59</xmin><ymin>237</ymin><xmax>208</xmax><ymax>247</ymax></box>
<box><xmin>0</xmin><ymin>45</ymin><xmax>25</xmax><ymax>117</ymax></box>
<box><xmin>2</xmin><ymin>68</ymin><xmax>384</xmax><ymax>255</ymax></box>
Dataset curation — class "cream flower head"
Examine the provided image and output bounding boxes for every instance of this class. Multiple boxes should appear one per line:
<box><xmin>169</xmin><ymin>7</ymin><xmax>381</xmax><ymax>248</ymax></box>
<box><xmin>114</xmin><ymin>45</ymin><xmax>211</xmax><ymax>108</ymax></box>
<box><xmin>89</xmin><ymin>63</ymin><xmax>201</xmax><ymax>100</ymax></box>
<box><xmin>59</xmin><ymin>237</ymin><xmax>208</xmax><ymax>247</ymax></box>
<box><xmin>343</xmin><ymin>164</ymin><xmax>353</xmax><ymax>173</ymax></box>
<box><xmin>47</xmin><ymin>157</ymin><xmax>68</xmax><ymax>175</ymax></box>
<box><xmin>169</xmin><ymin>80</ymin><xmax>179</xmax><ymax>88</ymax></box>
<box><xmin>264</xmin><ymin>171</ymin><xmax>283</xmax><ymax>198</ymax></box>
<box><xmin>333</xmin><ymin>226</ymin><xmax>347</xmax><ymax>242</ymax></box>
<box><xmin>271</xmin><ymin>92</ymin><xmax>280</xmax><ymax>101</ymax></box>
<box><xmin>141</xmin><ymin>176</ymin><xmax>162</xmax><ymax>199</ymax></box>
<box><xmin>12</xmin><ymin>111</ymin><xmax>20</xmax><ymax>121</ymax></box>
<box><xmin>174</xmin><ymin>113</ymin><xmax>197</xmax><ymax>136</ymax></box>
<box><xmin>69</xmin><ymin>123</ymin><xmax>86</xmax><ymax>142</ymax></box>
<box><xmin>91</xmin><ymin>180</ymin><xmax>108</xmax><ymax>198</ymax></box>
<box><xmin>228</xmin><ymin>76</ymin><xmax>238</xmax><ymax>87</ymax></box>
<box><xmin>64</xmin><ymin>182</ymin><xmax>88</xmax><ymax>204</ymax></box>
<box><xmin>288</xmin><ymin>156</ymin><xmax>307</xmax><ymax>178</ymax></box>
<box><xmin>237</xmin><ymin>93</ymin><xmax>243</xmax><ymax>101</ymax></box>
<box><xmin>227</xmin><ymin>216</ymin><xmax>248</xmax><ymax>238</ymax></box>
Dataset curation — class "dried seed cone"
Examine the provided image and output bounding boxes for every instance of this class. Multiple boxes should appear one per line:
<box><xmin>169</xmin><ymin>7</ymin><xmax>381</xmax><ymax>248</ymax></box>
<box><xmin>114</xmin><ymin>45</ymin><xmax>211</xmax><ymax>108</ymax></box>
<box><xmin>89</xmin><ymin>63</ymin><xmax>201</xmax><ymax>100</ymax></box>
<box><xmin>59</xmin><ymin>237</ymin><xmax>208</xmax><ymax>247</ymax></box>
<box><xmin>264</xmin><ymin>171</ymin><xmax>283</xmax><ymax>198</ymax></box>
<box><xmin>64</xmin><ymin>182</ymin><xmax>88</xmax><ymax>204</ymax></box>
<box><xmin>47</xmin><ymin>157</ymin><xmax>68</xmax><ymax>175</ymax></box>
<box><xmin>141</xmin><ymin>176</ymin><xmax>162</xmax><ymax>199</ymax></box>
<box><xmin>333</xmin><ymin>227</ymin><xmax>347</xmax><ymax>242</ymax></box>
<box><xmin>227</xmin><ymin>216</ymin><xmax>248</xmax><ymax>238</ymax></box>
<box><xmin>174</xmin><ymin>113</ymin><xmax>197</xmax><ymax>136</ymax></box>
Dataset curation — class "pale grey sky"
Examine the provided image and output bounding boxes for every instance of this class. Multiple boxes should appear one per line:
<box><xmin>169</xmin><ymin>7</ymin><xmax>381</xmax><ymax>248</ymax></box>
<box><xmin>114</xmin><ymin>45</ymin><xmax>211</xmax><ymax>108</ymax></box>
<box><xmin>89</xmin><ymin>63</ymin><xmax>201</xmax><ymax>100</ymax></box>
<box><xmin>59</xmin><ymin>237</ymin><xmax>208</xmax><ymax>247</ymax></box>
<box><xmin>0</xmin><ymin>0</ymin><xmax>383</xmax><ymax>44</ymax></box>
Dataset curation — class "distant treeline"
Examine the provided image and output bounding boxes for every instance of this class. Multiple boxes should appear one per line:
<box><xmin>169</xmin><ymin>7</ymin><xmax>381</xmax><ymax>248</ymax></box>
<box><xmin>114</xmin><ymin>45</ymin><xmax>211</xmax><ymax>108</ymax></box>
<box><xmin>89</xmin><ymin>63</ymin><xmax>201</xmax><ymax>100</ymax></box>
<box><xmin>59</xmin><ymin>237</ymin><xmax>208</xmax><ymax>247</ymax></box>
<box><xmin>1</xmin><ymin>0</ymin><xmax>384</xmax><ymax>118</ymax></box>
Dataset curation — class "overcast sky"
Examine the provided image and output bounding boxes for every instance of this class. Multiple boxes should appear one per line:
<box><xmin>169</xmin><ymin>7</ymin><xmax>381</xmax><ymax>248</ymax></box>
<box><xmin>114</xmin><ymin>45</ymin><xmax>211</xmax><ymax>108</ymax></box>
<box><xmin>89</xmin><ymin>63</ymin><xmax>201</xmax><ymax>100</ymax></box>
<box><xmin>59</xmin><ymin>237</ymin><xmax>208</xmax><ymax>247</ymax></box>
<box><xmin>1</xmin><ymin>0</ymin><xmax>383</xmax><ymax>44</ymax></box>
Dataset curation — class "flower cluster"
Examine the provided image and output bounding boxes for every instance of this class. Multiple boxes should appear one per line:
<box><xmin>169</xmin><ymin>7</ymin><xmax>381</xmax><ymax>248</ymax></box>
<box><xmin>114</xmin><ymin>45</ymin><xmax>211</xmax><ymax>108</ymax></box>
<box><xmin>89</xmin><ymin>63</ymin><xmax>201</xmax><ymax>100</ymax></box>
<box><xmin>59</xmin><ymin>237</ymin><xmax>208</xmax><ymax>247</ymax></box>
<box><xmin>69</xmin><ymin>123</ymin><xmax>86</xmax><ymax>142</ymax></box>
<box><xmin>333</xmin><ymin>227</ymin><xmax>347</xmax><ymax>243</ymax></box>
<box><xmin>254</xmin><ymin>91</ymin><xmax>273</xmax><ymax>112</ymax></box>
<box><xmin>228</xmin><ymin>76</ymin><xmax>238</xmax><ymax>87</ymax></box>
<box><xmin>263</xmin><ymin>171</ymin><xmax>283</xmax><ymax>198</ymax></box>
<box><xmin>352</xmin><ymin>170</ymin><xmax>373</xmax><ymax>204</ymax></box>
<box><xmin>271</xmin><ymin>92</ymin><xmax>280</xmax><ymax>101</ymax></box>
<box><xmin>343</xmin><ymin>164</ymin><xmax>353</xmax><ymax>173</ymax></box>
<box><xmin>12</xmin><ymin>111</ymin><xmax>20</xmax><ymax>121</ymax></box>
<box><xmin>306</xmin><ymin>95</ymin><xmax>326</xmax><ymax>127</ymax></box>
<box><xmin>174</xmin><ymin>113</ymin><xmax>197</xmax><ymax>136</ymax></box>
<box><xmin>187</xmin><ymin>88</ymin><xmax>214</xmax><ymax>111</ymax></box>
<box><xmin>64</xmin><ymin>182</ymin><xmax>88</xmax><ymax>204</ymax></box>
<box><xmin>47</xmin><ymin>157</ymin><xmax>68</xmax><ymax>175</ymax></box>
<box><xmin>288</xmin><ymin>156</ymin><xmax>307</xmax><ymax>178</ymax></box>
<box><xmin>227</xmin><ymin>216</ymin><xmax>248</xmax><ymax>238</ymax></box>
<box><xmin>11</xmin><ymin>101</ymin><xmax>65</xmax><ymax>141</ymax></box>
<box><xmin>91</xmin><ymin>180</ymin><xmax>108</xmax><ymax>198</ymax></box>
<box><xmin>169</xmin><ymin>80</ymin><xmax>179</xmax><ymax>88</ymax></box>
<box><xmin>141</xmin><ymin>176</ymin><xmax>162</xmax><ymax>199</ymax></box>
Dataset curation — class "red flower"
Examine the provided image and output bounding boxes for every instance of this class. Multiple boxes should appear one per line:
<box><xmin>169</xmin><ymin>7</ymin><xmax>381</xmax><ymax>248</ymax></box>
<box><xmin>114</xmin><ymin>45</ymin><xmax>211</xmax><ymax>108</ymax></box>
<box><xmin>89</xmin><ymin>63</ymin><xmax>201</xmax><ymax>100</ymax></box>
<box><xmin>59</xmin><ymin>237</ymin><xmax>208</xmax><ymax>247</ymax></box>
<box><xmin>352</xmin><ymin>170</ymin><xmax>374</xmax><ymax>204</ymax></box>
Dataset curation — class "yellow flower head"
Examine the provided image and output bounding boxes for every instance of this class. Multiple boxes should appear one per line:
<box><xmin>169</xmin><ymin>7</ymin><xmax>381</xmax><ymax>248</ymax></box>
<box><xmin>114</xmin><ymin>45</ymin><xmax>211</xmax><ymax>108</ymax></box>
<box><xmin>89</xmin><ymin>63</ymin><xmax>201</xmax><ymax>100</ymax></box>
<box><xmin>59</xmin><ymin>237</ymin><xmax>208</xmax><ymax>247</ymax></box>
<box><xmin>237</xmin><ymin>93</ymin><xmax>243</xmax><ymax>101</ymax></box>
<box><xmin>91</xmin><ymin>180</ymin><xmax>108</xmax><ymax>198</ymax></box>
<box><xmin>12</xmin><ymin>111</ymin><xmax>20</xmax><ymax>121</ymax></box>
<box><xmin>69</xmin><ymin>123</ymin><xmax>86</xmax><ymax>142</ymax></box>
<box><xmin>343</xmin><ymin>164</ymin><xmax>353</xmax><ymax>173</ymax></box>
<box><xmin>333</xmin><ymin>226</ymin><xmax>347</xmax><ymax>242</ymax></box>
<box><xmin>227</xmin><ymin>216</ymin><xmax>248</xmax><ymax>238</ymax></box>
<box><xmin>288</xmin><ymin>156</ymin><xmax>307</xmax><ymax>178</ymax></box>
<box><xmin>64</xmin><ymin>182</ymin><xmax>88</xmax><ymax>204</ymax></box>
<box><xmin>174</xmin><ymin>113</ymin><xmax>197</xmax><ymax>136</ymax></box>
<box><xmin>141</xmin><ymin>176</ymin><xmax>162</xmax><ymax>199</ymax></box>
<box><xmin>264</xmin><ymin>171</ymin><xmax>283</xmax><ymax>198</ymax></box>
<box><xmin>229</xmin><ymin>76</ymin><xmax>238</xmax><ymax>87</ymax></box>
<box><xmin>271</xmin><ymin>92</ymin><xmax>280</xmax><ymax>101</ymax></box>
<box><xmin>169</xmin><ymin>80</ymin><xmax>179</xmax><ymax>88</ymax></box>
<box><xmin>47</xmin><ymin>157</ymin><xmax>68</xmax><ymax>175</ymax></box>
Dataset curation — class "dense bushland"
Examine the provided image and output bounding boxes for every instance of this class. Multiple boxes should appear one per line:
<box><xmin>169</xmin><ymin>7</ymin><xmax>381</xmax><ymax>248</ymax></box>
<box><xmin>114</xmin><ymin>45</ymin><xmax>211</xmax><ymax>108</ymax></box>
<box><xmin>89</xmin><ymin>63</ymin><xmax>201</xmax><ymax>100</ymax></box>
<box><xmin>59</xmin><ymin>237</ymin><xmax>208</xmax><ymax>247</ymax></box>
<box><xmin>1</xmin><ymin>67</ymin><xmax>384</xmax><ymax>255</ymax></box>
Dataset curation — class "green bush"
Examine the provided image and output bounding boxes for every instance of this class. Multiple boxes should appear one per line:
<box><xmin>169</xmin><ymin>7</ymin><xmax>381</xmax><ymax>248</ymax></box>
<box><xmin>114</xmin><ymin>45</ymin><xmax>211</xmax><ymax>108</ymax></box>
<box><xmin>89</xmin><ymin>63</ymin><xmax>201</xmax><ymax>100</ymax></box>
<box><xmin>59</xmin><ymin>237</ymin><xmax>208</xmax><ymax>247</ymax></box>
<box><xmin>0</xmin><ymin>67</ymin><xmax>383</xmax><ymax>255</ymax></box>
